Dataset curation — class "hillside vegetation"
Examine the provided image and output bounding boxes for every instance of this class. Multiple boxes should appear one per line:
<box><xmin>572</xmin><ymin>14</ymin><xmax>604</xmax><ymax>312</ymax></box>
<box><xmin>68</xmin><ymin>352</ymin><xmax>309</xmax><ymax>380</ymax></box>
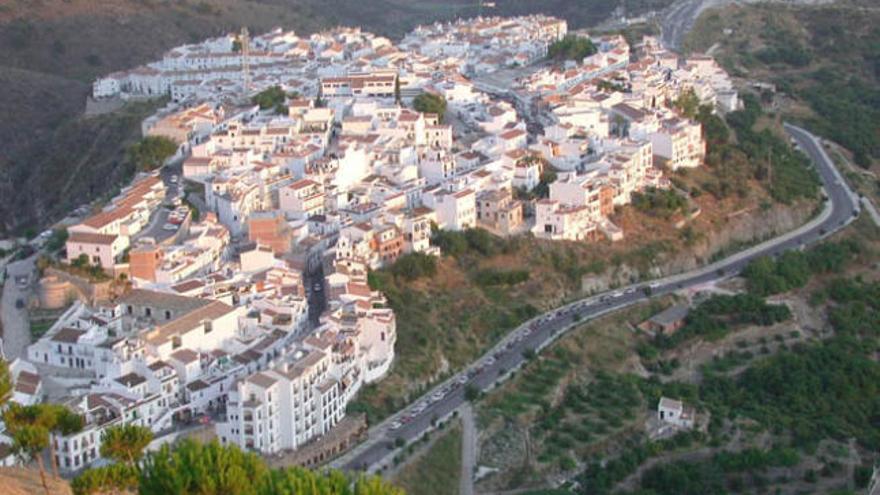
<box><xmin>347</xmin><ymin>90</ymin><xmax>820</xmax><ymax>422</ymax></box>
<box><xmin>684</xmin><ymin>1</ymin><xmax>880</xmax><ymax>169</ymax></box>
<box><xmin>472</xmin><ymin>217</ymin><xmax>880</xmax><ymax>493</ymax></box>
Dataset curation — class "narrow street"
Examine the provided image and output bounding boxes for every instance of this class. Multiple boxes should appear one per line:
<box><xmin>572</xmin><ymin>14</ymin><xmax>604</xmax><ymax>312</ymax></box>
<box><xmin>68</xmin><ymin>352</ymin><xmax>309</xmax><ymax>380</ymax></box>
<box><xmin>1</xmin><ymin>256</ymin><xmax>37</xmax><ymax>360</ymax></box>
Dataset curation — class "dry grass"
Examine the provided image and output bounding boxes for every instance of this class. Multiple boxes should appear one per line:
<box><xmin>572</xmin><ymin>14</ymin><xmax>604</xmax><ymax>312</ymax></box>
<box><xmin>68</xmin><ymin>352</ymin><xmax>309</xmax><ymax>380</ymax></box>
<box><xmin>392</xmin><ymin>422</ymin><xmax>462</xmax><ymax>495</ymax></box>
<box><xmin>0</xmin><ymin>467</ymin><xmax>73</xmax><ymax>495</ymax></box>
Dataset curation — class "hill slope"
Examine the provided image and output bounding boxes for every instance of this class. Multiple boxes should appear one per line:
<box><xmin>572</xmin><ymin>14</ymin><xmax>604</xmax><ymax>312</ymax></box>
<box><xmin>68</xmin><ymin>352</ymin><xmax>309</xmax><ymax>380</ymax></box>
<box><xmin>683</xmin><ymin>0</ymin><xmax>879</xmax><ymax>169</ymax></box>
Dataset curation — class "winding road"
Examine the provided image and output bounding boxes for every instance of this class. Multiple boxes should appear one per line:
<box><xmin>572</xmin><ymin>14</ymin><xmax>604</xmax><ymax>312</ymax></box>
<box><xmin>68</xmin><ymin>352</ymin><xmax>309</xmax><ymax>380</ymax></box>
<box><xmin>333</xmin><ymin>124</ymin><xmax>860</xmax><ymax>474</ymax></box>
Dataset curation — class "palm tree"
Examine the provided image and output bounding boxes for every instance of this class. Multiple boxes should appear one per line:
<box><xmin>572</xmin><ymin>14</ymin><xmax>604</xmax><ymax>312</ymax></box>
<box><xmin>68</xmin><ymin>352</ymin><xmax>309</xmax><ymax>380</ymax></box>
<box><xmin>100</xmin><ymin>424</ymin><xmax>153</xmax><ymax>466</ymax></box>
<box><xmin>0</xmin><ymin>359</ymin><xmax>12</xmax><ymax>406</ymax></box>
<box><xmin>11</xmin><ymin>424</ymin><xmax>51</xmax><ymax>495</ymax></box>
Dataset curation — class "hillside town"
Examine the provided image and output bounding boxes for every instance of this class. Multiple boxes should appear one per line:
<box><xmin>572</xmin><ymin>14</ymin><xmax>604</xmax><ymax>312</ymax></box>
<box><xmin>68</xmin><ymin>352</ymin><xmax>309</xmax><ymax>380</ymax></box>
<box><xmin>0</xmin><ymin>14</ymin><xmax>740</xmax><ymax>474</ymax></box>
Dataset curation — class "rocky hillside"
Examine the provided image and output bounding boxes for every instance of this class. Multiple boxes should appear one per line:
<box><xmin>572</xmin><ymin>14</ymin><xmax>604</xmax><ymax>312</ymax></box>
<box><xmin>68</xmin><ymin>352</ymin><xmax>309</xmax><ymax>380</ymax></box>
<box><xmin>0</xmin><ymin>0</ymin><xmax>333</xmax><ymax>235</ymax></box>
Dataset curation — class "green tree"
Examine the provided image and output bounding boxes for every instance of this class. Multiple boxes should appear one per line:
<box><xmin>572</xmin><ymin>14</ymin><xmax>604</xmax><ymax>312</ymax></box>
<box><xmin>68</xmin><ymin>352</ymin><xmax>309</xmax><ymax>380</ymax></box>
<box><xmin>0</xmin><ymin>359</ymin><xmax>11</xmax><ymax>406</ymax></box>
<box><xmin>47</xmin><ymin>405</ymin><xmax>84</xmax><ymax>477</ymax></box>
<box><xmin>128</xmin><ymin>136</ymin><xmax>178</xmax><ymax>172</ymax></box>
<box><xmin>71</xmin><ymin>463</ymin><xmax>139</xmax><ymax>495</ymax></box>
<box><xmin>44</xmin><ymin>229</ymin><xmax>68</xmax><ymax>252</ymax></box>
<box><xmin>100</xmin><ymin>424</ymin><xmax>154</xmax><ymax>466</ymax></box>
<box><xmin>547</xmin><ymin>35</ymin><xmax>598</xmax><ymax>61</ymax></box>
<box><xmin>464</xmin><ymin>384</ymin><xmax>481</xmax><ymax>402</ymax></box>
<box><xmin>412</xmin><ymin>93</ymin><xmax>447</xmax><ymax>123</ymax></box>
<box><xmin>4</xmin><ymin>403</ymin><xmax>84</xmax><ymax>478</ymax></box>
<box><xmin>130</xmin><ymin>439</ymin><xmax>404</xmax><ymax>495</ymax></box>
<box><xmin>251</xmin><ymin>85</ymin><xmax>288</xmax><ymax>112</ymax></box>
<box><xmin>674</xmin><ymin>88</ymin><xmax>701</xmax><ymax>119</ymax></box>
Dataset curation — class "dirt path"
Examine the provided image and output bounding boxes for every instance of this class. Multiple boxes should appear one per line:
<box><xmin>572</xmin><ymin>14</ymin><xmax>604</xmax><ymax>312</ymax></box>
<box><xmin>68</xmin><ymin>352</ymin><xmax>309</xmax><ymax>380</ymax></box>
<box><xmin>460</xmin><ymin>404</ymin><xmax>477</xmax><ymax>495</ymax></box>
<box><xmin>616</xmin><ymin>445</ymin><xmax>717</xmax><ymax>492</ymax></box>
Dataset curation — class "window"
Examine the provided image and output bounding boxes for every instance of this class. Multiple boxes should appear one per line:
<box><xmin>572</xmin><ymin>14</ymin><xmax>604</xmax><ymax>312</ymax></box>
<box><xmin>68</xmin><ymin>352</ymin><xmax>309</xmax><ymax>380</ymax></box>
<box><xmin>204</xmin><ymin>321</ymin><xmax>213</xmax><ymax>334</ymax></box>
<box><xmin>145</xmin><ymin>307</ymin><xmax>152</xmax><ymax>317</ymax></box>
<box><xmin>165</xmin><ymin>310</ymin><xmax>172</xmax><ymax>320</ymax></box>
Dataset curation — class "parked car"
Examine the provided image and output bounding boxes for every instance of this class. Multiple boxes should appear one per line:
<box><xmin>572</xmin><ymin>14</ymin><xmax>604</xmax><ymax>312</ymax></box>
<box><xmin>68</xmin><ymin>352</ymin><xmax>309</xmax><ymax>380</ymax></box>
<box><xmin>162</xmin><ymin>223</ymin><xmax>177</xmax><ymax>231</ymax></box>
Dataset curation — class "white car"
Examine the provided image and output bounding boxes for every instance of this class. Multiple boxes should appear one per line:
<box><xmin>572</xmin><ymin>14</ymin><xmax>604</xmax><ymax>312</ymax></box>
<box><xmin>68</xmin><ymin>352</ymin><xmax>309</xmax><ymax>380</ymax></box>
<box><xmin>389</xmin><ymin>421</ymin><xmax>402</xmax><ymax>430</ymax></box>
<box><xmin>162</xmin><ymin>223</ymin><xmax>177</xmax><ymax>231</ymax></box>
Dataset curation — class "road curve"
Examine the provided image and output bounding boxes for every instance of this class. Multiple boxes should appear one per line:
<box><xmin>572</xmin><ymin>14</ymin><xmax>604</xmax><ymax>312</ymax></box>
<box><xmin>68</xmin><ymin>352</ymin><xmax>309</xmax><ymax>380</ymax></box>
<box><xmin>334</xmin><ymin>124</ymin><xmax>859</xmax><ymax>474</ymax></box>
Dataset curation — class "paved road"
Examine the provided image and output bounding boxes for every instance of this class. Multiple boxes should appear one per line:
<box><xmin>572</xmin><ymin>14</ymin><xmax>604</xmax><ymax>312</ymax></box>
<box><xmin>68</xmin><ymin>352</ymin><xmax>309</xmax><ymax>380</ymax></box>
<box><xmin>334</xmin><ymin>123</ymin><xmax>859</xmax><ymax>474</ymax></box>
<box><xmin>659</xmin><ymin>0</ymin><xmax>832</xmax><ymax>51</ymax></box>
<box><xmin>0</xmin><ymin>256</ymin><xmax>37</xmax><ymax>360</ymax></box>
<box><xmin>135</xmin><ymin>164</ymin><xmax>184</xmax><ymax>243</ymax></box>
<box><xmin>660</xmin><ymin>0</ymin><xmax>717</xmax><ymax>50</ymax></box>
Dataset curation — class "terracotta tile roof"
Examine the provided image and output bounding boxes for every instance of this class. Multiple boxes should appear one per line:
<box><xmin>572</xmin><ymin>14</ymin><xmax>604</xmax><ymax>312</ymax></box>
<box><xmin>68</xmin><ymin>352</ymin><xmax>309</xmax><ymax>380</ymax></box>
<box><xmin>68</xmin><ymin>232</ymin><xmax>118</xmax><ymax>246</ymax></box>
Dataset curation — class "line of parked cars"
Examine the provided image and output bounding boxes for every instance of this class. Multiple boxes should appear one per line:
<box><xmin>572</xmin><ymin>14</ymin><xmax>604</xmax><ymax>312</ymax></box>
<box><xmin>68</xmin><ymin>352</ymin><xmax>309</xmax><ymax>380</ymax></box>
<box><xmin>162</xmin><ymin>206</ymin><xmax>190</xmax><ymax>231</ymax></box>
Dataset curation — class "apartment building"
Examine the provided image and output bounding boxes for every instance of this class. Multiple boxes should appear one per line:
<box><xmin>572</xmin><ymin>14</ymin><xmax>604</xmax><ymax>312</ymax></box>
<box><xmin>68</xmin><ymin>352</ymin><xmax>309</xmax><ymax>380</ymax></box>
<box><xmin>280</xmin><ymin>179</ymin><xmax>326</xmax><ymax>219</ymax></box>
<box><xmin>476</xmin><ymin>189</ymin><xmax>525</xmax><ymax>236</ymax></box>
<box><xmin>320</xmin><ymin>72</ymin><xmax>397</xmax><ymax>99</ymax></box>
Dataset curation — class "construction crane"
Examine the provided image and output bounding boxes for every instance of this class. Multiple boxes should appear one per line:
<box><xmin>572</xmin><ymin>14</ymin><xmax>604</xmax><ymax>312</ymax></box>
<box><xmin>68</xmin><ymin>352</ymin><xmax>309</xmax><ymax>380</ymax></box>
<box><xmin>240</xmin><ymin>27</ymin><xmax>251</xmax><ymax>93</ymax></box>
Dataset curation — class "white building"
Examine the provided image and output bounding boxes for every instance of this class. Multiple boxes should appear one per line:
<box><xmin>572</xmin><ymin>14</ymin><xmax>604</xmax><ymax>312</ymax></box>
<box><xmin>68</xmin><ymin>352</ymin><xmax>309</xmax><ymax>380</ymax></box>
<box><xmin>657</xmin><ymin>396</ymin><xmax>695</xmax><ymax>429</ymax></box>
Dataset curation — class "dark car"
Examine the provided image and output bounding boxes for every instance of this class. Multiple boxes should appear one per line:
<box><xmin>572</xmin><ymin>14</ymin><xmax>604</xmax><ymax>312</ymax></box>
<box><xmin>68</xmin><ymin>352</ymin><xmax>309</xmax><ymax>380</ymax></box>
<box><xmin>15</xmin><ymin>298</ymin><xmax>25</xmax><ymax>309</ymax></box>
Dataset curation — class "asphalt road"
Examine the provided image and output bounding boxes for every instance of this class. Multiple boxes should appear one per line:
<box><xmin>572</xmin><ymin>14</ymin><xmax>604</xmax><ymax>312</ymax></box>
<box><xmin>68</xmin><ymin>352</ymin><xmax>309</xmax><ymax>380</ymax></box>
<box><xmin>660</xmin><ymin>0</ymin><xmax>713</xmax><ymax>50</ymax></box>
<box><xmin>337</xmin><ymin>124</ymin><xmax>860</xmax><ymax>473</ymax></box>
<box><xmin>0</xmin><ymin>256</ymin><xmax>38</xmax><ymax>360</ymax></box>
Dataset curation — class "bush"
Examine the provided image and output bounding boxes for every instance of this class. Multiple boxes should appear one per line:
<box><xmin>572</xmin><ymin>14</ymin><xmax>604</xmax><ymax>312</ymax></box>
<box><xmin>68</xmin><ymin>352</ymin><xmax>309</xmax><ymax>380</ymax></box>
<box><xmin>473</xmin><ymin>268</ymin><xmax>529</xmax><ymax>287</ymax></box>
<box><xmin>547</xmin><ymin>35</ymin><xmax>597</xmax><ymax>61</ymax></box>
<box><xmin>128</xmin><ymin>136</ymin><xmax>178</xmax><ymax>172</ymax></box>
<box><xmin>654</xmin><ymin>294</ymin><xmax>791</xmax><ymax>349</ymax></box>
<box><xmin>701</xmin><ymin>339</ymin><xmax>880</xmax><ymax>450</ymax></box>
<box><xmin>631</xmin><ymin>187</ymin><xmax>688</xmax><ymax>218</ymax></box>
<box><xmin>724</xmin><ymin>94</ymin><xmax>819</xmax><ymax>204</ymax></box>
<box><xmin>388</xmin><ymin>252</ymin><xmax>437</xmax><ymax>281</ymax></box>
<box><xmin>251</xmin><ymin>85</ymin><xmax>288</xmax><ymax>112</ymax></box>
<box><xmin>45</xmin><ymin>229</ymin><xmax>68</xmax><ymax>252</ymax></box>
<box><xmin>412</xmin><ymin>93</ymin><xmax>447</xmax><ymax>122</ymax></box>
<box><xmin>743</xmin><ymin>240</ymin><xmax>859</xmax><ymax>296</ymax></box>
<box><xmin>756</xmin><ymin>44</ymin><xmax>812</xmax><ymax>67</ymax></box>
